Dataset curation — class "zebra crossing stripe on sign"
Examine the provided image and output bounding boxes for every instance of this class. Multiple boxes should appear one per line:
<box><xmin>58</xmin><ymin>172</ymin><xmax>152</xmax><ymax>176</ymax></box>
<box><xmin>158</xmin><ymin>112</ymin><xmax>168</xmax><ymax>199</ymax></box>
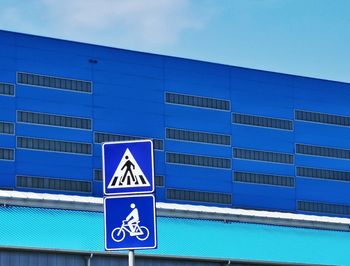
<box><xmin>108</xmin><ymin>148</ymin><xmax>150</xmax><ymax>189</ymax></box>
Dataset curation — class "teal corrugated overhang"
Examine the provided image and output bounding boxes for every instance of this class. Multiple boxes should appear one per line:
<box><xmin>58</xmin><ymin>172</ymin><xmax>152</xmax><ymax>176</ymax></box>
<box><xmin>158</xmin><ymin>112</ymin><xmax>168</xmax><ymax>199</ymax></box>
<box><xmin>0</xmin><ymin>206</ymin><xmax>349</xmax><ymax>265</ymax></box>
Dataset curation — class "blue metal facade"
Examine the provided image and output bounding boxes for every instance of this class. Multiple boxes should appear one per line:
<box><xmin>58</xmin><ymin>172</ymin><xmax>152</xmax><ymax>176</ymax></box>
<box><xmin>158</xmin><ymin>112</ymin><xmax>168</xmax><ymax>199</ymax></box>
<box><xmin>1</xmin><ymin>30</ymin><xmax>350</xmax><ymax>217</ymax></box>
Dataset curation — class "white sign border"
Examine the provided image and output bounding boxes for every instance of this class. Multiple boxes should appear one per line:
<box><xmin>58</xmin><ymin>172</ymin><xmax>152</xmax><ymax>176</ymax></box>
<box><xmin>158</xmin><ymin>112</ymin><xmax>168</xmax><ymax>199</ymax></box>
<box><xmin>102</xmin><ymin>139</ymin><xmax>155</xmax><ymax>196</ymax></box>
<box><xmin>104</xmin><ymin>194</ymin><xmax>157</xmax><ymax>251</ymax></box>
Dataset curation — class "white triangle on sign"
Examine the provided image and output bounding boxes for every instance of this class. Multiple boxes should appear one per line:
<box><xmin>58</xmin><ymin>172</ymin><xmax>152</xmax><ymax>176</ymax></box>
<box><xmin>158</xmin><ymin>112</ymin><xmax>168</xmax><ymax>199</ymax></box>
<box><xmin>108</xmin><ymin>148</ymin><xmax>150</xmax><ymax>189</ymax></box>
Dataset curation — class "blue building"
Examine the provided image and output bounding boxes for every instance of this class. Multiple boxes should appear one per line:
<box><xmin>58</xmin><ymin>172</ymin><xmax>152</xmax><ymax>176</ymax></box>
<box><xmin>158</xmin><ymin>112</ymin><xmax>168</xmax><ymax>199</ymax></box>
<box><xmin>1</xmin><ymin>29</ymin><xmax>350</xmax><ymax>219</ymax></box>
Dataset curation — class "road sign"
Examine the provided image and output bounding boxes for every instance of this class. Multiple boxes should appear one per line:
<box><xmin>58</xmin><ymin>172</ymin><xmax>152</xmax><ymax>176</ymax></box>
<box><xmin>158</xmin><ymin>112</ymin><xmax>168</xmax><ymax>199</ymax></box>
<box><xmin>103</xmin><ymin>140</ymin><xmax>154</xmax><ymax>195</ymax></box>
<box><xmin>104</xmin><ymin>194</ymin><xmax>157</xmax><ymax>251</ymax></box>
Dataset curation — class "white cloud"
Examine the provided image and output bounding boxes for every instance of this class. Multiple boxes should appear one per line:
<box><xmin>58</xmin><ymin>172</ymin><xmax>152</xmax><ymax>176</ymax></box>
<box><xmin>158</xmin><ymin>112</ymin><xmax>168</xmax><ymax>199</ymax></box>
<box><xmin>39</xmin><ymin>0</ymin><xmax>206</xmax><ymax>48</ymax></box>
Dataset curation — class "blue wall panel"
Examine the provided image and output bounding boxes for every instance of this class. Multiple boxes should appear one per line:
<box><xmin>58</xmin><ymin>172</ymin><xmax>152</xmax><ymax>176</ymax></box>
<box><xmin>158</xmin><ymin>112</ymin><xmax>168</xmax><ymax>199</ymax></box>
<box><xmin>165</xmin><ymin>165</ymin><xmax>231</xmax><ymax>192</ymax></box>
<box><xmin>1</xmin><ymin>30</ymin><xmax>350</xmax><ymax>217</ymax></box>
<box><xmin>232</xmin><ymin>159</ymin><xmax>295</xmax><ymax>176</ymax></box>
<box><xmin>166</xmin><ymin>140</ymin><xmax>232</xmax><ymax>158</ymax></box>
<box><xmin>296</xmin><ymin>178</ymin><xmax>350</xmax><ymax>204</ymax></box>
<box><xmin>231</xmin><ymin>125</ymin><xmax>294</xmax><ymax>153</ymax></box>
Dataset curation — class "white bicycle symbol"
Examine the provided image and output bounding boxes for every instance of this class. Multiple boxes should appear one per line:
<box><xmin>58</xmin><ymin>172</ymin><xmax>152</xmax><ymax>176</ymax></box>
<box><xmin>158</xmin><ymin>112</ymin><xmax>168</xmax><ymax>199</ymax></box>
<box><xmin>111</xmin><ymin>220</ymin><xmax>150</xmax><ymax>242</ymax></box>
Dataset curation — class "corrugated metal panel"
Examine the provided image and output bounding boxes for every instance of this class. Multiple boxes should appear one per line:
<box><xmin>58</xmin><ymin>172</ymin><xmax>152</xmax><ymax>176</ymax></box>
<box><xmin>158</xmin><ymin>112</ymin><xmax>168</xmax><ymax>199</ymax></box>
<box><xmin>0</xmin><ymin>206</ymin><xmax>348</xmax><ymax>265</ymax></box>
<box><xmin>0</xmin><ymin>250</ymin><xmax>223</xmax><ymax>266</ymax></box>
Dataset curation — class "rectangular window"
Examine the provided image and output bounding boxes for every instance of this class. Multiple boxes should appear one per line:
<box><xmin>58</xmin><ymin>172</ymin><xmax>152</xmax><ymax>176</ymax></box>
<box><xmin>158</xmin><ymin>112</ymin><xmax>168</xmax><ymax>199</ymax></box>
<box><xmin>17</xmin><ymin>111</ymin><xmax>91</xmax><ymax>130</ymax></box>
<box><xmin>296</xmin><ymin>144</ymin><xmax>350</xmax><ymax>160</ymax></box>
<box><xmin>0</xmin><ymin>82</ymin><xmax>15</xmax><ymax>96</ymax></box>
<box><xmin>17</xmin><ymin>72</ymin><xmax>92</xmax><ymax>93</ymax></box>
<box><xmin>166</xmin><ymin>128</ymin><xmax>230</xmax><ymax>146</ymax></box>
<box><xmin>167</xmin><ymin>188</ymin><xmax>231</xmax><ymax>204</ymax></box>
<box><xmin>232</xmin><ymin>113</ymin><xmax>293</xmax><ymax>130</ymax></box>
<box><xmin>0</xmin><ymin>121</ymin><xmax>14</xmax><ymax>134</ymax></box>
<box><xmin>94</xmin><ymin>169</ymin><xmax>102</xmax><ymax>181</ymax></box>
<box><xmin>165</xmin><ymin>92</ymin><xmax>230</xmax><ymax>111</ymax></box>
<box><xmin>155</xmin><ymin>175</ymin><xmax>164</xmax><ymax>187</ymax></box>
<box><xmin>17</xmin><ymin>136</ymin><xmax>91</xmax><ymax>155</ymax></box>
<box><xmin>298</xmin><ymin>200</ymin><xmax>350</xmax><ymax>216</ymax></box>
<box><xmin>234</xmin><ymin>171</ymin><xmax>294</xmax><ymax>187</ymax></box>
<box><xmin>233</xmin><ymin>148</ymin><xmax>294</xmax><ymax>164</ymax></box>
<box><xmin>16</xmin><ymin>175</ymin><xmax>91</xmax><ymax>193</ymax></box>
<box><xmin>0</xmin><ymin>148</ymin><xmax>14</xmax><ymax>160</ymax></box>
<box><xmin>94</xmin><ymin>132</ymin><xmax>163</xmax><ymax>150</ymax></box>
<box><xmin>295</xmin><ymin>110</ymin><xmax>350</xmax><ymax>127</ymax></box>
<box><xmin>297</xmin><ymin>167</ymin><xmax>350</xmax><ymax>182</ymax></box>
<box><xmin>166</xmin><ymin>152</ymin><xmax>231</xmax><ymax>169</ymax></box>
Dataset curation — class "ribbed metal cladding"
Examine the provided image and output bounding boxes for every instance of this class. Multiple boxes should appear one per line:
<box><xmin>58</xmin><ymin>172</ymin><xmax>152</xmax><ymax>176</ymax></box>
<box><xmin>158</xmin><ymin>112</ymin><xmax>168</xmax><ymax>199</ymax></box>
<box><xmin>165</xmin><ymin>92</ymin><xmax>230</xmax><ymax>111</ymax></box>
<box><xmin>167</xmin><ymin>188</ymin><xmax>231</xmax><ymax>204</ymax></box>
<box><xmin>155</xmin><ymin>175</ymin><xmax>164</xmax><ymax>186</ymax></box>
<box><xmin>233</xmin><ymin>148</ymin><xmax>294</xmax><ymax>164</ymax></box>
<box><xmin>295</xmin><ymin>110</ymin><xmax>350</xmax><ymax>126</ymax></box>
<box><xmin>0</xmin><ymin>82</ymin><xmax>15</xmax><ymax>95</ymax></box>
<box><xmin>17</xmin><ymin>136</ymin><xmax>92</xmax><ymax>155</ymax></box>
<box><xmin>94</xmin><ymin>132</ymin><xmax>163</xmax><ymax>150</ymax></box>
<box><xmin>234</xmin><ymin>171</ymin><xmax>294</xmax><ymax>187</ymax></box>
<box><xmin>94</xmin><ymin>169</ymin><xmax>102</xmax><ymax>181</ymax></box>
<box><xmin>296</xmin><ymin>143</ymin><xmax>350</xmax><ymax>160</ymax></box>
<box><xmin>17</xmin><ymin>110</ymin><xmax>91</xmax><ymax>130</ymax></box>
<box><xmin>233</xmin><ymin>113</ymin><xmax>293</xmax><ymax>130</ymax></box>
<box><xmin>298</xmin><ymin>200</ymin><xmax>350</xmax><ymax>216</ymax></box>
<box><xmin>166</xmin><ymin>152</ymin><xmax>231</xmax><ymax>169</ymax></box>
<box><xmin>17</xmin><ymin>72</ymin><xmax>92</xmax><ymax>93</ymax></box>
<box><xmin>297</xmin><ymin>167</ymin><xmax>350</xmax><ymax>182</ymax></box>
<box><xmin>0</xmin><ymin>121</ymin><xmax>14</xmax><ymax>134</ymax></box>
<box><xmin>0</xmin><ymin>148</ymin><xmax>14</xmax><ymax>160</ymax></box>
<box><xmin>0</xmin><ymin>250</ymin><xmax>223</xmax><ymax>266</ymax></box>
<box><xmin>166</xmin><ymin>128</ymin><xmax>231</xmax><ymax>145</ymax></box>
<box><xmin>16</xmin><ymin>175</ymin><xmax>92</xmax><ymax>193</ymax></box>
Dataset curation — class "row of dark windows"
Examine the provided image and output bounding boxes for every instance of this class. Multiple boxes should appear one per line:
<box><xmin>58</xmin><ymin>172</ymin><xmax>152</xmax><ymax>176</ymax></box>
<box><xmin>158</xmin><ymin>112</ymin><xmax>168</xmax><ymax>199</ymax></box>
<box><xmin>166</xmin><ymin>128</ymin><xmax>230</xmax><ymax>146</ymax></box>
<box><xmin>155</xmin><ymin>175</ymin><xmax>165</xmax><ymax>187</ymax></box>
<box><xmin>167</xmin><ymin>188</ymin><xmax>231</xmax><ymax>204</ymax></box>
<box><xmin>17</xmin><ymin>111</ymin><xmax>92</xmax><ymax>130</ymax></box>
<box><xmin>233</xmin><ymin>148</ymin><xmax>294</xmax><ymax>164</ymax></box>
<box><xmin>17</xmin><ymin>72</ymin><xmax>92</xmax><ymax>93</ymax></box>
<box><xmin>17</xmin><ymin>136</ymin><xmax>92</xmax><ymax>155</ymax></box>
<box><xmin>298</xmin><ymin>200</ymin><xmax>350</xmax><ymax>216</ymax></box>
<box><xmin>234</xmin><ymin>171</ymin><xmax>294</xmax><ymax>187</ymax></box>
<box><xmin>297</xmin><ymin>167</ymin><xmax>350</xmax><ymax>182</ymax></box>
<box><xmin>296</xmin><ymin>110</ymin><xmax>350</xmax><ymax>127</ymax></box>
<box><xmin>233</xmin><ymin>113</ymin><xmax>293</xmax><ymax>130</ymax></box>
<box><xmin>233</xmin><ymin>110</ymin><xmax>350</xmax><ymax>130</ymax></box>
<box><xmin>166</xmin><ymin>152</ymin><xmax>231</xmax><ymax>169</ymax></box>
<box><xmin>0</xmin><ymin>148</ymin><xmax>14</xmax><ymax>160</ymax></box>
<box><xmin>0</xmin><ymin>121</ymin><xmax>14</xmax><ymax>134</ymax></box>
<box><xmin>16</xmin><ymin>175</ymin><xmax>91</xmax><ymax>192</ymax></box>
<box><xmin>93</xmin><ymin>169</ymin><xmax>164</xmax><ymax>186</ymax></box>
<box><xmin>0</xmin><ymin>82</ymin><xmax>14</xmax><ymax>96</ymax></box>
<box><xmin>94</xmin><ymin>169</ymin><xmax>103</xmax><ymax>181</ymax></box>
<box><xmin>165</xmin><ymin>92</ymin><xmax>230</xmax><ymax>111</ymax></box>
<box><xmin>94</xmin><ymin>132</ymin><xmax>163</xmax><ymax>150</ymax></box>
<box><xmin>296</xmin><ymin>144</ymin><xmax>350</xmax><ymax>160</ymax></box>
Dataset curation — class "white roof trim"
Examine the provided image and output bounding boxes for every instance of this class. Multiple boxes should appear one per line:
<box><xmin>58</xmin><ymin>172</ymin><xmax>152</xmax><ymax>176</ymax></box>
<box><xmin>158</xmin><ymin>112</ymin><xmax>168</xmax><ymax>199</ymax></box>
<box><xmin>0</xmin><ymin>190</ymin><xmax>349</xmax><ymax>230</ymax></box>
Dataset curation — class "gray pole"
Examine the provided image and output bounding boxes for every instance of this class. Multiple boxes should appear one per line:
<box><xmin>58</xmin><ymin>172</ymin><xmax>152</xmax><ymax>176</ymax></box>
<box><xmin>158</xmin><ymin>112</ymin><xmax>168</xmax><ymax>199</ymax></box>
<box><xmin>128</xmin><ymin>250</ymin><xmax>135</xmax><ymax>266</ymax></box>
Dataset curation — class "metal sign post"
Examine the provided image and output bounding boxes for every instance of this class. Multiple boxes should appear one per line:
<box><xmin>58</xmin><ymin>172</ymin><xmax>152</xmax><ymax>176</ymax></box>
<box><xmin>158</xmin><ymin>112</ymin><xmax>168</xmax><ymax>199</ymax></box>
<box><xmin>102</xmin><ymin>140</ymin><xmax>158</xmax><ymax>265</ymax></box>
<box><xmin>128</xmin><ymin>250</ymin><xmax>134</xmax><ymax>266</ymax></box>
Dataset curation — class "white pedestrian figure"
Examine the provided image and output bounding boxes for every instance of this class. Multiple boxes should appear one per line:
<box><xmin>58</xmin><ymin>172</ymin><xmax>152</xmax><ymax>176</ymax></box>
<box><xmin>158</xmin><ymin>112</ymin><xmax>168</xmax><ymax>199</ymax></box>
<box><xmin>125</xmin><ymin>203</ymin><xmax>139</xmax><ymax>236</ymax></box>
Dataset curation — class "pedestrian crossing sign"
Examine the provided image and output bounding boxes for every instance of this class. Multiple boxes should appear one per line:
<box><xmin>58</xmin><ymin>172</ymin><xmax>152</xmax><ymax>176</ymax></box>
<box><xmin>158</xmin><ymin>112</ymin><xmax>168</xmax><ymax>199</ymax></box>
<box><xmin>102</xmin><ymin>140</ymin><xmax>154</xmax><ymax>195</ymax></box>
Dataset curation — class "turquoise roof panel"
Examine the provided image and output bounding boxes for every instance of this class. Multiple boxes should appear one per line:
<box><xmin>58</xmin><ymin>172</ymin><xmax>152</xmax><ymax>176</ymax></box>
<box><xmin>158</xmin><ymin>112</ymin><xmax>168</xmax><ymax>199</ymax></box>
<box><xmin>0</xmin><ymin>206</ymin><xmax>350</xmax><ymax>265</ymax></box>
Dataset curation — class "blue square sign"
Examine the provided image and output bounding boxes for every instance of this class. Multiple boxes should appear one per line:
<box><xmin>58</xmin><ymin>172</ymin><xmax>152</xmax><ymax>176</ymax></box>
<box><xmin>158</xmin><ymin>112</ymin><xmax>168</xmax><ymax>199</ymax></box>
<box><xmin>104</xmin><ymin>194</ymin><xmax>157</xmax><ymax>251</ymax></box>
<box><xmin>102</xmin><ymin>140</ymin><xmax>154</xmax><ymax>195</ymax></box>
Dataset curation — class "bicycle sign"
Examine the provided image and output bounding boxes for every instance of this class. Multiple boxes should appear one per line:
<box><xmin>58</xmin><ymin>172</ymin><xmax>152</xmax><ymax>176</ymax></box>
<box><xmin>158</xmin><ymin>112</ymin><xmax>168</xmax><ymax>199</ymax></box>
<box><xmin>111</xmin><ymin>202</ymin><xmax>150</xmax><ymax>242</ymax></box>
<box><xmin>111</xmin><ymin>220</ymin><xmax>150</xmax><ymax>242</ymax></box>
<box><xmin>104</xmin><ymin>194</ymin><xmax>157</xmax><ymax>251</ymax></box>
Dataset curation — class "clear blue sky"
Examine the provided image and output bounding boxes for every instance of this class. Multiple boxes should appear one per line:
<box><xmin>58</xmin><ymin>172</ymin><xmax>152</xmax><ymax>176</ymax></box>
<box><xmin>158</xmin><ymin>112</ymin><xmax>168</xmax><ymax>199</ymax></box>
<box><xmin>0</xmin><ymin>0</ymin><xmax>349</xmax><ymax>83</ymax></box>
